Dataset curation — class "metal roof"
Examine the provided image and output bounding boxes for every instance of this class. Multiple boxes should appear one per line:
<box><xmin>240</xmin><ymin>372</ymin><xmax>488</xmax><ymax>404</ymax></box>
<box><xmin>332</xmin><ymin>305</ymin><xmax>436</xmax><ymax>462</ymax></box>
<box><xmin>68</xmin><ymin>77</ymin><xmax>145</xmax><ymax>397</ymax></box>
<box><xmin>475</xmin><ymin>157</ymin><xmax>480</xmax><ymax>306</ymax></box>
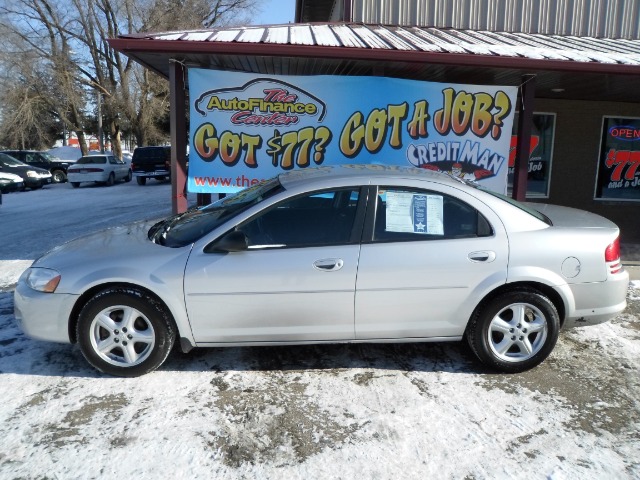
<box><xmin>109</xmin><ymin>23</ymin><xmax>640</xmax><ymax>102</ymax></box>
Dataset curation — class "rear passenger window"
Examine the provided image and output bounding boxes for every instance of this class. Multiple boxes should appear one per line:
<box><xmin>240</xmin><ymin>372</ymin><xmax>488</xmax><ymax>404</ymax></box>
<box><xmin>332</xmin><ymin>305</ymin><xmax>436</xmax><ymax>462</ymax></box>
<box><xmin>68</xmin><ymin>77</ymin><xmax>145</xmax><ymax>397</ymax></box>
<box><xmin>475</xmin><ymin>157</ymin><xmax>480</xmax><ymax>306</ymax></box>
<box><xmin>373</xmin><ymin>187</ymin><xmax>492</xmax><ymax>241</ymax></box>
<box><xmin>239</xmin><ymin>188</ymin><xmax>360</xmax><ymax>248</ymax></box>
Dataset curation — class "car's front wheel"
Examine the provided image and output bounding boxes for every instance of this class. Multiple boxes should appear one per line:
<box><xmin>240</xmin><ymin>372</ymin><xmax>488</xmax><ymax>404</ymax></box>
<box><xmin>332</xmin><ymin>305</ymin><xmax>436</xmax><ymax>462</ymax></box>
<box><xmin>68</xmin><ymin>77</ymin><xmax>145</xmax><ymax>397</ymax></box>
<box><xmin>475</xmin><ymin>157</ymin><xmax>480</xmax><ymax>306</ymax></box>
<box><xmin>466</xmin><ymin>289</ymin><xmax>560</xmax><ymax>373</ymax></box>
<box><xmin>76</xmin><ymin>287</ymin><xmax>176</xmax><ymax>377</ymax></box>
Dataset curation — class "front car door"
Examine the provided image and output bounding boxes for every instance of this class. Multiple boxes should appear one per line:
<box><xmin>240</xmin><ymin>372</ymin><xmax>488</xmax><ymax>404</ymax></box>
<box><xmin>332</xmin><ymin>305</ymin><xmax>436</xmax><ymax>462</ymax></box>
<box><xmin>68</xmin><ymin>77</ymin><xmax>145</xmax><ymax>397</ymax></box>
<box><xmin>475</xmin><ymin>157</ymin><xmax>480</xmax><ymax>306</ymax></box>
<box><xmin>355</xmin><ymin>182</ymin><xmax>509</xmax><ymax>340</ymax></box>
<box><xmin>184</xmin><ymin>187</ymin><xmax>365</xmax><ymax>344</ymax></box>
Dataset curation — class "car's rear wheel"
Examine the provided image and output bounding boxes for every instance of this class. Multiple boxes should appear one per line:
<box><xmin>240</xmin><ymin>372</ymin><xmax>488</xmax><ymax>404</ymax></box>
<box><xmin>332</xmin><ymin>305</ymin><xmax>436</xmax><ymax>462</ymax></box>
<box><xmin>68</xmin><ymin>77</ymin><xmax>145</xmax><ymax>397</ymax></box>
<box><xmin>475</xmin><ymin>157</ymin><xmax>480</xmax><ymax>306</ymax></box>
<box><xmin>76</xmin><ymin>287</ymin><xmax>176</xmax><ymax>377</ymax></box>
<box><xmin>52</xmin><ymin>170</ymin><xmax>66</xmax><ymax>183</ymax></box>
<box><xmin>71</xmin><ymin>182</ymin><xmax>80</xmax><ymax>188</ymax></box>
<box><xmin>136</xmin><ymin>177</ymin><xmax>146</xmax><ymax>185</ymax></box>
<box><xmin>466</xmin><ymin>289</ymin><xmax>559</xmax><ymax>373</ymax></box>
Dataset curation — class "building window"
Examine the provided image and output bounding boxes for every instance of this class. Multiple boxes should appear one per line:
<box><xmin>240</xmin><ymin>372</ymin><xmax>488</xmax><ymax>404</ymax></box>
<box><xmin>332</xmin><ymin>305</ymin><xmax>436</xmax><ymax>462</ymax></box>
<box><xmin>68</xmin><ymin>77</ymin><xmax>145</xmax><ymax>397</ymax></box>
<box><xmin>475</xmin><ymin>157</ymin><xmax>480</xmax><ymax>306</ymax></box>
<box><xmin>507</xmin><ymin>113</ymin><xmax>556</xmax><ymax>199</ymax></box>
<box><xmin>594</xmin><ymin>116</ymin><xmax>640</xmax><ymax>202</ymax></box>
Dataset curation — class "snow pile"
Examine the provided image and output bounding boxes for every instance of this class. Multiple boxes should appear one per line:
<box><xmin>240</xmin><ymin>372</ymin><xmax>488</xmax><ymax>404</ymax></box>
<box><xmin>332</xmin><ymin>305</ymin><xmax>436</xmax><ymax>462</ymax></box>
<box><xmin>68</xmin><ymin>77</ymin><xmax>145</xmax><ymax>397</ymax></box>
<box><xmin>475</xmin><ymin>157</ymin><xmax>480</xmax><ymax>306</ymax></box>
<box><xmin>0</xmin><ymin>260</ymin><xmax>31</xmax><ymax>290</ymax></box>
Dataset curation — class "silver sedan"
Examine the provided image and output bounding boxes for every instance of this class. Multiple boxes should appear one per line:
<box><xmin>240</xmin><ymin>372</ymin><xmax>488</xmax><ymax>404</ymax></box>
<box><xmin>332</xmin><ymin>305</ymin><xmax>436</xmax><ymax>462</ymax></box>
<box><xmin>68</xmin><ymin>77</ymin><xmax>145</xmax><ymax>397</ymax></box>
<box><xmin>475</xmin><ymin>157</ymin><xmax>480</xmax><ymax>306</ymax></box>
<box><xmin>14</xmin><ymin>165</ymin><xmax>629</xmax><ymax>376</ymax></box>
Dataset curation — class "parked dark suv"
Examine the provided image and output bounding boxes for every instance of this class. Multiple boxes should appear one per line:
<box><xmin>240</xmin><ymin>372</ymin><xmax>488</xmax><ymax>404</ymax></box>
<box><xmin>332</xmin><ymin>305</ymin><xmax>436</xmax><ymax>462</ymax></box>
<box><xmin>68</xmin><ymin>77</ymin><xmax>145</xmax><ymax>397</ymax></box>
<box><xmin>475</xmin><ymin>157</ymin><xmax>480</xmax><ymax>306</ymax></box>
<box><xmin>0</xmin><ymin>150</ymin><xmax>74</xmax><ymax>183</ymax></box>
<box><xmin>131</xmin><ymin>146</ymin><xmax>171</xmax><ymax>185</ymax></box>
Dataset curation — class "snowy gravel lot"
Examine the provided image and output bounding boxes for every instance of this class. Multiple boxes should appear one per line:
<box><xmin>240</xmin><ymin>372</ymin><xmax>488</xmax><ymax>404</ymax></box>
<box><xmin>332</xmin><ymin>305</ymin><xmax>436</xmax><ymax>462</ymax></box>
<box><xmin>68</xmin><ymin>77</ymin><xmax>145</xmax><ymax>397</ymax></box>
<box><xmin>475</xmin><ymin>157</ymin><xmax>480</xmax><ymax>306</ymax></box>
<box><xmin>0</xmin><ymin>182</ymin><xmax>639</xmax><ymax>479</ymax></box>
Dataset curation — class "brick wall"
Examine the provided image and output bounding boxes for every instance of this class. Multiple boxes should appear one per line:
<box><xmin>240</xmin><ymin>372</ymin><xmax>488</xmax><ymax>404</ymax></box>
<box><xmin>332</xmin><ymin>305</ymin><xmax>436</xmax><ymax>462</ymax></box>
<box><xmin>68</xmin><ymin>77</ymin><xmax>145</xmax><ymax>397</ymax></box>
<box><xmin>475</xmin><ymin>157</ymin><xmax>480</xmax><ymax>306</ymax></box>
<box><xmin>529</xmin><ymin>98</ymin><xmax>640</xmax><ymax>243</ymax></box>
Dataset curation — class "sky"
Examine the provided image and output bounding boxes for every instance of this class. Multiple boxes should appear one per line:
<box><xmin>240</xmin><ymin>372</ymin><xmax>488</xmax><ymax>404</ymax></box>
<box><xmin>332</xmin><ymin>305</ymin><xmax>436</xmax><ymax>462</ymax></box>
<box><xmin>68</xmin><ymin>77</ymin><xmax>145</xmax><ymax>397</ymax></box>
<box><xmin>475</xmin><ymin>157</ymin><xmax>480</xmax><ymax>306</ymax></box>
<box><xmin>253</xmin><ymin>0</ymin><xmax>296</xmax><ymax>25</ymax></box>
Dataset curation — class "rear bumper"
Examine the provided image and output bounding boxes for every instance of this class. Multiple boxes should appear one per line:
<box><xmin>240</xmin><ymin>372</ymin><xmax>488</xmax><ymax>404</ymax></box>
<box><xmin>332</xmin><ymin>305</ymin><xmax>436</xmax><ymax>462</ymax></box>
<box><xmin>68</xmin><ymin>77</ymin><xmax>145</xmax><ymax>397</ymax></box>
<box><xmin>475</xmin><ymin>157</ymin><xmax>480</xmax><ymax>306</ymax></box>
<box><xmin>564</xmin><ymin>269</ymin><xmax>630</xmax><ymax>328</ymax></box>
<box><xmin>133</xmin><ymin>169</ymin><xmax>170</xmax><ymax>178</ymax></box>
<box><xmin>67</xmin><ymin>172</ymin><xmax>108</xmax><ymax>183</ymax></box>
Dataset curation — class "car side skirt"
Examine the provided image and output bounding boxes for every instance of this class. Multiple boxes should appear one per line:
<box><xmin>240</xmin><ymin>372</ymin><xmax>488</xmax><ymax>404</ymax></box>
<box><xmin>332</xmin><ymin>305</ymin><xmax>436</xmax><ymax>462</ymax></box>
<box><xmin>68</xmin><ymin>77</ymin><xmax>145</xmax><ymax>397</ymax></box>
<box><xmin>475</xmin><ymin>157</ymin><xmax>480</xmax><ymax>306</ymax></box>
<box><xmin>194</xmin><ymin>336</ymin><xmax>463</xmax><ymax>348</ymax></box>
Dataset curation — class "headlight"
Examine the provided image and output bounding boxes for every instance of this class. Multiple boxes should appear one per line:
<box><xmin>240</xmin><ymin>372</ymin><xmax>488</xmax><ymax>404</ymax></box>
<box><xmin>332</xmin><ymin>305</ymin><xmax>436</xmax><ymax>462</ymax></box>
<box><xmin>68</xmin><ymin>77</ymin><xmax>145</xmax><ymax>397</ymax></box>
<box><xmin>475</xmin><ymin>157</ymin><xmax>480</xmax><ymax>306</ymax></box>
<box><xmin>24</xmin><ymin>268</ymin><xmax>61</xmax><ymax>293</ymax></box>
<box><xmin>27</xmin><ymin>171</ymin><xmax>38</xmax><ymax>178</ymax></box>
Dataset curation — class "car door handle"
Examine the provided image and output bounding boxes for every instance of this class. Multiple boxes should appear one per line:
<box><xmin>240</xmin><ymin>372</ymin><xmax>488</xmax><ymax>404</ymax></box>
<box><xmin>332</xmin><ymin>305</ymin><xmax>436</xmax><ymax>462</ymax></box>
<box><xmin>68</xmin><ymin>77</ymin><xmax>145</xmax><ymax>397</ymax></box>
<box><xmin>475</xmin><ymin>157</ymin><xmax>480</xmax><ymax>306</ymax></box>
<box><xmin>468</xmin><ymin>251</ymin><xmax>496</xmax><ymax>263</ymax></box>
<box><xmin>313</xmin><ymin>258</ymin><xmax>344</xmax><ymax>272</ymax></box>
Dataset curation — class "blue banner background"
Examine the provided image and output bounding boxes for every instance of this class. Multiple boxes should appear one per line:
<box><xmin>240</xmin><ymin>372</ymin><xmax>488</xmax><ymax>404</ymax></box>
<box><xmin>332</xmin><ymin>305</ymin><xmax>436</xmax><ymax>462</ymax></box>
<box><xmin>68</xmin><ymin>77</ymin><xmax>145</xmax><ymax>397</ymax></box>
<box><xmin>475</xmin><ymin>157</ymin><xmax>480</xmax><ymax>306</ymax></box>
<box><xmin>188</xmin><ymin>69</ymin><xmax>517</xmax><ymax>193</ymax></box>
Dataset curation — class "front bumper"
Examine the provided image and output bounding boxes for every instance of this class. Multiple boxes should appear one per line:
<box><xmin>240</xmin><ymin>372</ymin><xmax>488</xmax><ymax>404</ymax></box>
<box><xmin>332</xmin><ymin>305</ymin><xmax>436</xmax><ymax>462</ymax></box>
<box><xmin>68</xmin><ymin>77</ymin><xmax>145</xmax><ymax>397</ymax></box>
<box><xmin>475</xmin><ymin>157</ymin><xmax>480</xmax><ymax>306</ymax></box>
<box><xmin>25</xmin><ymin>176</ymin><xmax>52</xmax><ymax>188</ymax></box>
<box><xmin>0</xmin><ymin>181</ymin><xmax>24</xmax><ymax>192</ymax></box>
<box><xmin>14</xmin><ymin>281</ymin><xmax>79</xmax><ymax>344</ymax></box>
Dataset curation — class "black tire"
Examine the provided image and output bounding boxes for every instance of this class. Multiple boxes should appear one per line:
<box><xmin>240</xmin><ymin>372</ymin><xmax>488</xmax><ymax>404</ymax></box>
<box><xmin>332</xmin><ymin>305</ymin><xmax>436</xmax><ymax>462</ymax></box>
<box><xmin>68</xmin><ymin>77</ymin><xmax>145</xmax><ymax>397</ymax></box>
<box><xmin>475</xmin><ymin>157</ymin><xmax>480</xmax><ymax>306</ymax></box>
<box><xmin>71</xmin><ymin>182</ymin><xmax>80</xmax><ymax>188</ymax></box>
<box><xmin>136</xmin><ymin>176</ymin><xmax>146</xmax><ymax>186</ymax></box>
<box><xmin>124</xmin><ymin>170</ymin><xmax>132</xmax><ymax>182</ymax></box>
<box><xmin>466</xmin><ymin>289</ymin><xmax>560</xmax><ymax>373</ymax></box>
<box><xmin>52</xmin><ymin>170</ymin><xmax>67</xmax><ymax>183</ymax></box>
<box><xmin>106</xmin><ymin>172</ymin><xmax>115</xmax><ymax>186</ymax></box>
<box><xmin>156</xmin><ymin>176</ymin><xmax>166</xmax><ymax>182</ymax></box>
<box><xmin>76</xmin><ymin>287</ymin><xmax>176</xmax><ymax>377</ymax></box>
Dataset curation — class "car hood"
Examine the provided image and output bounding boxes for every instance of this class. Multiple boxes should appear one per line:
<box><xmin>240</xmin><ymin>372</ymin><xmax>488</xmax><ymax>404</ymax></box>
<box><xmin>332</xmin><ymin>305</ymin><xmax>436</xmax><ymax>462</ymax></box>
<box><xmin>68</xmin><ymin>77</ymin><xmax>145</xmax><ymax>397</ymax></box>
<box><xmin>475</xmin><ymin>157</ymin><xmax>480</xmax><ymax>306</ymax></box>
<box><xmin>527</xmin><ymin>203</ymin><xmax>619</xmax><ymax>230</ymax></box>
<box><xmin>35</xmin><ymin>221</ymin><xmax>160</xmax><ymax>266</ymax></box>
<box><xmin>32</xmin><ymin>220</ymin><xmax>193</xmax><ymax>294</ymax></box>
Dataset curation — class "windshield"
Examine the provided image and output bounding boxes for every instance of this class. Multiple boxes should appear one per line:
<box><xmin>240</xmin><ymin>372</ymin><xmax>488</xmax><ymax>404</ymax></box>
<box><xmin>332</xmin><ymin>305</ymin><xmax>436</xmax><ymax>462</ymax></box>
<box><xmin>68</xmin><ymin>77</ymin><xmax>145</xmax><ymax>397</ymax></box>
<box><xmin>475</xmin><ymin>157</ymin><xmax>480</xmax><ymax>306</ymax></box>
<box><xmin>40</xmin><ymin>152</ymin><xmax>59</xmax><ymax>162</ymax></box>
<box><xmin>149</xmin><ymin>177</ymin><xmax>283</xmax><ymax>247</ymax></box>
<box><xmin>0</xmin><ymin>153</ymin><xmax>26</xmax><ymax>167</ymax></box>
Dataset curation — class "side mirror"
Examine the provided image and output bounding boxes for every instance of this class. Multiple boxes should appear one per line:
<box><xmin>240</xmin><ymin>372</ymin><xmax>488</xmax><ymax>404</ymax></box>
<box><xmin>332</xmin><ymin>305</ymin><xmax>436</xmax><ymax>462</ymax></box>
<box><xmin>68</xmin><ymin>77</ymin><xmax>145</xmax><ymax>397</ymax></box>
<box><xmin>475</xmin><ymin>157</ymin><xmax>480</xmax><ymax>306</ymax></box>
<box><xmin>204</xmin><ymin>230</ymin><xmax>249</xmax><ymax>253</ymax></box>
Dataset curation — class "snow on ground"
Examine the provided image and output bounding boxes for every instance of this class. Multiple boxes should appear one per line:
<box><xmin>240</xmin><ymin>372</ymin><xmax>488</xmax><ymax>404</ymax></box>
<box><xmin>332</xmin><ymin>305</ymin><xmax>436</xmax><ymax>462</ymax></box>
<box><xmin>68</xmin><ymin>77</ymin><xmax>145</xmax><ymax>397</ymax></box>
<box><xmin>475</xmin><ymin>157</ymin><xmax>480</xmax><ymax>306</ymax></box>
<box><xmin>0</xmin><ymin>181</ymin><xmax>639</xmax><ymax>479</ymax></box>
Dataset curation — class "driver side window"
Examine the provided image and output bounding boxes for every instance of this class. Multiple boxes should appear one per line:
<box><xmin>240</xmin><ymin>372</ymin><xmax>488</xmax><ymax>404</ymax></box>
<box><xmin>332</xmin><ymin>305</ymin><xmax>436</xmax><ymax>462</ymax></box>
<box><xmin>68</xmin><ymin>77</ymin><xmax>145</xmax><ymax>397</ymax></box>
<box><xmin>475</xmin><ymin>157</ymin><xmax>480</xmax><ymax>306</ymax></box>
<box><xmin>239</xmin><ymin>188</ymin><xmax>361</xmax><ymax>249</ymax></box>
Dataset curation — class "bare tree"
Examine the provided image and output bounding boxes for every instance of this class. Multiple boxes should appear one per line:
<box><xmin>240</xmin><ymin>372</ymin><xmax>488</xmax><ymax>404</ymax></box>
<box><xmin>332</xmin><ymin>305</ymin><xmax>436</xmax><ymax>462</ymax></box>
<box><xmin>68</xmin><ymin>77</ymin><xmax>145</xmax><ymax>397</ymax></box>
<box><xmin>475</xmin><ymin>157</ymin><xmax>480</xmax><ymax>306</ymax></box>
<box><xmin>0</xmin><ymin>0</ymin><xmax>257</xmax><ymax>155</ymax></box>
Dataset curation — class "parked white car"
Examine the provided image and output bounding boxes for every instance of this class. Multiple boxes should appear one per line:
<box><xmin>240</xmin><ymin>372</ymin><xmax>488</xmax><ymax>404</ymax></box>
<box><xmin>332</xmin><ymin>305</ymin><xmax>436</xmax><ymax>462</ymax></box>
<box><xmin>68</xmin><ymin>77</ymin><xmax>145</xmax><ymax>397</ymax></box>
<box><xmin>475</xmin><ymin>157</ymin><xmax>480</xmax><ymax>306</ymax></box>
<box><xmin>67</xmin><ymin>154</ymin><xmax>132</xmax><ymax>187</ymax></box>
<box><xmin>14</xmin><ymin>165</ymin><xmax>629</xmax><ymax>377</ymax></box>
<box><xmin>0</xmin><ymin>171</ymin><xmax>25</xmax><ymax>193</ymax></box>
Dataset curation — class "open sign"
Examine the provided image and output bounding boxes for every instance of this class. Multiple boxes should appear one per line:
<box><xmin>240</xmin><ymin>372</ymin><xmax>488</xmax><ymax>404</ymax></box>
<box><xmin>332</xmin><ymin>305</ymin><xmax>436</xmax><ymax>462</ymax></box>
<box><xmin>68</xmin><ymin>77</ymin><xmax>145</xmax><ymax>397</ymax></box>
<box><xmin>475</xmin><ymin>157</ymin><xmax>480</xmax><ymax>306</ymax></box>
<box><xmin>609</xmin><ymin>126</ymin><xmax>640</xmax><ymax>142</ymax></box>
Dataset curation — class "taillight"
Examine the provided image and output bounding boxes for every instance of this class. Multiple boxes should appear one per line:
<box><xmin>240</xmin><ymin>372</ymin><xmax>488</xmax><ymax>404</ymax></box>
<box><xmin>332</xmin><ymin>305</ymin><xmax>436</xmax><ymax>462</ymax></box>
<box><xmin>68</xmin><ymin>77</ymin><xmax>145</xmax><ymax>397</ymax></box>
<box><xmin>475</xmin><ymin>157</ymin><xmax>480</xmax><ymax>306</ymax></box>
<box><xmin>605</xmin><ymin>237</ymin><xmax>620</xmax><ymax>262</ymax></box>
<box><xmin>605</xmin><ymin>237</ymin><xmax>622</xmax><ymax>274</ymax></box>
<box><xmin>131</xmin><ymin>162</ymin><xmax>136</xmax><ymax>169</ymax></box>
<box><xmin>165</xmin><ymin>160</ymin><xmax>170</xmax><ymax>169</ymax></box>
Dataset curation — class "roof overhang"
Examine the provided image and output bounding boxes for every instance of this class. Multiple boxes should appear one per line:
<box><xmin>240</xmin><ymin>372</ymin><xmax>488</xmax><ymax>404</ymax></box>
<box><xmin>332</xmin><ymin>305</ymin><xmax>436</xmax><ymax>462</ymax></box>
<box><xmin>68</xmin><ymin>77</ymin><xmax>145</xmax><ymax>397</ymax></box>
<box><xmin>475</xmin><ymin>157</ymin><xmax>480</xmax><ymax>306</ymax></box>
<box><xmin>108</xmin><ymin>23</ymin><xmax>640</xmax><ymax>102</ymax></box>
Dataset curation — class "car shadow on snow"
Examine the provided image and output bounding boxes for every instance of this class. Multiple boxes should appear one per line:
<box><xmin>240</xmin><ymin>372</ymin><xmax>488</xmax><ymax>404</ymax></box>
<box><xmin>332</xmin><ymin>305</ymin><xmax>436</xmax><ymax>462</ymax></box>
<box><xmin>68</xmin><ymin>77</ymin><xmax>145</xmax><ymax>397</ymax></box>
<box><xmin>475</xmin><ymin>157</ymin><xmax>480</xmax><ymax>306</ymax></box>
<box><xmin>162</xmin><ymin>341</ymin><xmax>487</xmax><ymax>376</ymax></box>
<box><xmin>1</xmin><ymin>335</ymin><xmax>488</xmax><ymax>378</ymax></box>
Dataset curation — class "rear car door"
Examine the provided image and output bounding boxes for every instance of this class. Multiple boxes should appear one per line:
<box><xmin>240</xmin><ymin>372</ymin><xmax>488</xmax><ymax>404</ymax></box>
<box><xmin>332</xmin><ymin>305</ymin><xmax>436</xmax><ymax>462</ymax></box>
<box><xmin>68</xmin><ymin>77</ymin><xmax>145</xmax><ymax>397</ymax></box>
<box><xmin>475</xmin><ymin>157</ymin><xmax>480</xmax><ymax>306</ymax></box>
<box><xmin>184</xmin><ymin>187</ymin><xmax>365</xmax><ymax>343</ymax></box>
<box><xmin>355</xmin><ymin>183</ymin><xmax>509</xmax><ymax>339</ymax></box>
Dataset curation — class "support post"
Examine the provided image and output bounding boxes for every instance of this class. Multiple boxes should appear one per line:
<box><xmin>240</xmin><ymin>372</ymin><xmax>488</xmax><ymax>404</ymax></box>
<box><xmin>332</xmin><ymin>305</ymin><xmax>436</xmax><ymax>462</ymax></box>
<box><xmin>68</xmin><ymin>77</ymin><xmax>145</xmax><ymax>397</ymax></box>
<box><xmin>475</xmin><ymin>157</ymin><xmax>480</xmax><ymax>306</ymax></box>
<box><xmin>512</xmin><ymin>74</ymin><xmax>536</xmax><ymax>202</ymax></box>
<box><xmin>169</xmin><ymin>61</ymin><xmax>189</xmax><ymax>214</ymax></box>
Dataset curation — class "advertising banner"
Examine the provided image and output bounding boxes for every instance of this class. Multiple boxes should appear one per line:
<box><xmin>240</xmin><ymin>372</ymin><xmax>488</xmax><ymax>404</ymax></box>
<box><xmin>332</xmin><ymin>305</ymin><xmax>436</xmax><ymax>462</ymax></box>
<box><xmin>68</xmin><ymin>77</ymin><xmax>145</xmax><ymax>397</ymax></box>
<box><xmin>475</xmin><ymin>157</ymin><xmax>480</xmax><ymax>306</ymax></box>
<box><xmin>188</xmin><ymin>69</ymin><xmax>518</xmax><ymax>193</ymax></box>
<box><xmin>595</xmin><ymin>117</ymin><xmax>640</xmax><ymax>201</ymax></box>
